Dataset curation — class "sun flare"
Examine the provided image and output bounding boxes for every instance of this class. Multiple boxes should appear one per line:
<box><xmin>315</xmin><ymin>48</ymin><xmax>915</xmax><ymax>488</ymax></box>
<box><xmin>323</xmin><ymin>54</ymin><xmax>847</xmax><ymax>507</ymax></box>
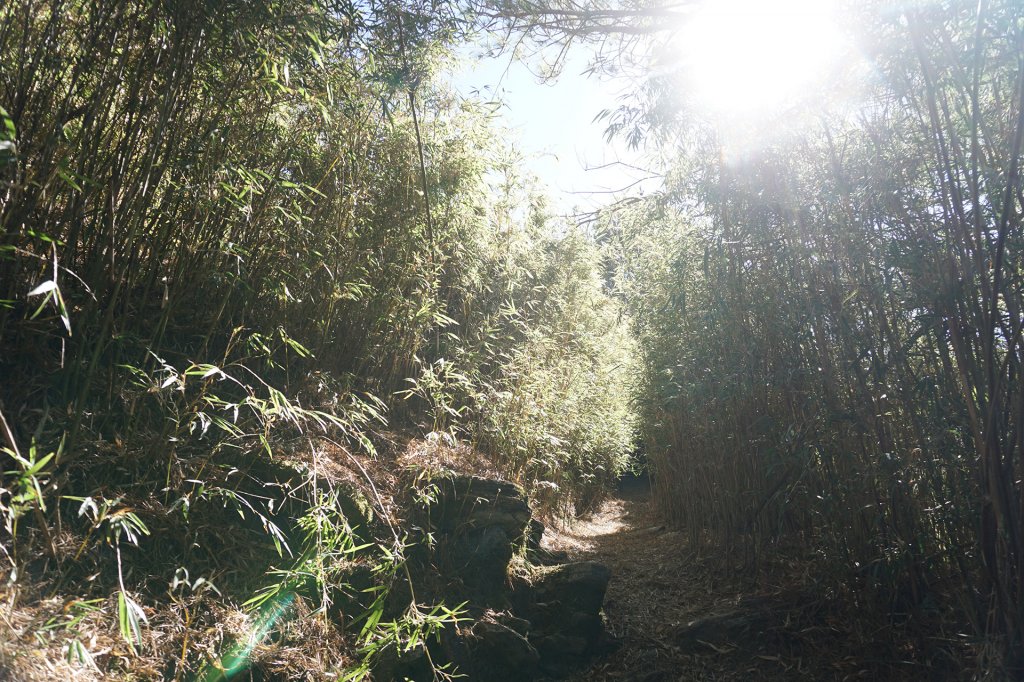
<box><xmin>673</xmin><ymin>0</ymin><xmax>849</xmax><ymax>117</ymax></box>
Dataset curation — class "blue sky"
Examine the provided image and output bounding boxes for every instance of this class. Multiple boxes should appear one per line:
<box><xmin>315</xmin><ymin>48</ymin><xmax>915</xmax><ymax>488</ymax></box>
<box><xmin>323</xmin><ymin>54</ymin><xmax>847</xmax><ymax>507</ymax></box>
<box><xmin>448</xmin><ymin>43</ymin><xmax>661</xmax><ymax>214</ymax></box>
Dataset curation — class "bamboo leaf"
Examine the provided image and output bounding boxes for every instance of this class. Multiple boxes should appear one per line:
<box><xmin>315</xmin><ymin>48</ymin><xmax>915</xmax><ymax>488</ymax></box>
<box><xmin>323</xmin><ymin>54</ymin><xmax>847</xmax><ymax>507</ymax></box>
<box><xmin>27</xmin><ymin>281</ymin><xmax>57</xmax><ymax>297</ymax></box>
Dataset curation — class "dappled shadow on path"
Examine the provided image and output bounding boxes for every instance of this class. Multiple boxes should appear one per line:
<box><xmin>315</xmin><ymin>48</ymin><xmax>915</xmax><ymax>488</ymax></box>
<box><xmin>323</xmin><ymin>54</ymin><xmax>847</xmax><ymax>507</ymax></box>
<box><xmin>544</xmin><ymin>477</ymin><xmax>730</xmax><ymax>681</ymax></box>
<box><xmin>543</xmin><ymin>477</ymin><xmax>919</xmax><ymax>681</ymax></box>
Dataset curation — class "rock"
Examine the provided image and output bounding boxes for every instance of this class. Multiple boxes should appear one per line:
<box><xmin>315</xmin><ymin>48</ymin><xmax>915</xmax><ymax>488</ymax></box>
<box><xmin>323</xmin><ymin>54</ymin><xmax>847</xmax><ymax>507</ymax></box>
<box><xmin>524</xmin><ymin>519</ymin><xmax>572</xmax><ymax>566</ymax></box>
<box><xmin>402</xmin><ymin>471</ymin><xmax>615</xmax><ymax>678</ymax></box>
<box><xmin>422</xmin><ymin>474</ymin><xmax>532</xmax><ymax>591</ymax></box>
<box><xmin>519</xmin><ymin>561</ymin><xmax>613</xmax><ymax>675</ymax></box>
<box><xmin>533</xmin><ymin>632</ymin><xmax>590</xmax><ymax>658</ymax></box>
<box><xmin>337</xmin><ymin>481</ymin><xmax>376</xmax><ymax>526</ymax></box>
<box><xmin>494</xmin><ymin>612</ymin><xmax>531</xmax><ymax>637</ymax></box>
<box><xmin>239</xmin><ymin>455</ymin><xmax>377</xmax><ymax>539</ymax></box>
<box><xmin>531</xmin><ymin>561</ymin><xmax>612</xmax><ymax>616</ymax></box>
<box><xmin>431</xmin><ymin>475</ymin><xmax>531</xmax><ymax>541</ymax></box>
<box><xmin>466</xmin><ymin>618</ymin><xmax>540</xmax><ymax>680</ymax></box>
<box><xmin>459</xmin><ymin>525</ymin><xmax>516</xmax><ymax>589</ymax></box>
<box><xmin>630</xmin><ymin>525</ymin><xmax>666</xmax><ymax>537</ymax></box>
<box><xmin>527</xmin><ymin>518</ymin><xmax>545</xmax><ymax>551</ymax></box>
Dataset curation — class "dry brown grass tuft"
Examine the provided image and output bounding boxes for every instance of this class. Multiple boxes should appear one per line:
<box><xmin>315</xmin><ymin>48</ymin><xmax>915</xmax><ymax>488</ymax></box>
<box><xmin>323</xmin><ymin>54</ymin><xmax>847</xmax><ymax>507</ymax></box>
<box><xmin>0</xmin><ymin>432</ymin><xmax>537</xmax><ymax>681</ymax></box>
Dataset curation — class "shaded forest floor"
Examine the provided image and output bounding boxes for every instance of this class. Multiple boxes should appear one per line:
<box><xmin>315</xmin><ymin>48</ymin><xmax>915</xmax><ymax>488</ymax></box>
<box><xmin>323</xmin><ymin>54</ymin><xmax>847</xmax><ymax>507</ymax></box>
<box><xmin>544</xmin><ymin>478</ymin><xmax>959</xmax><ymax>681</ymax></box>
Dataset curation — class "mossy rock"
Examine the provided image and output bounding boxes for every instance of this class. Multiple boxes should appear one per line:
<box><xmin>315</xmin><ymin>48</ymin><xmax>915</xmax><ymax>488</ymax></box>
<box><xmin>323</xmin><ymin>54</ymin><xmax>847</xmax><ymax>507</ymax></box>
<box><xmin>413</xmin><ymin>473</ymin><xmax>532</xmax><ymax>592</ymax></box>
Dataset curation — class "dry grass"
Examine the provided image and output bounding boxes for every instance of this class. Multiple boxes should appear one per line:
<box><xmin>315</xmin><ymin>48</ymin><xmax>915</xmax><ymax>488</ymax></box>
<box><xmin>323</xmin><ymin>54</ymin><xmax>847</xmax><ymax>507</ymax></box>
<box><xmin>0</xmin><ymin>433</ymin><xmax>524</xmax><ymax>681</ymax></box>
<box><xmin>395</xmin><ymin>434</ymin><xmax>504</xmax><ymax>483</ymax></box>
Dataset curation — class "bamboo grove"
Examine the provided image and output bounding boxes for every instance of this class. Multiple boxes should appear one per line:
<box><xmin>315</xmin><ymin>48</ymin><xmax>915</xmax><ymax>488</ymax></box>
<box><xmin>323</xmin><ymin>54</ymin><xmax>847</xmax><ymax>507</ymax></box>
<box><xmin>611</xmin><ymin>0</ymin><xmax>1024</xmax><ymax>672</ymax></box>
<box><xmin>0</xmin><ymin>0</ymin><xmax>635</xmax><ymax>676</ymax></box>
<box><xmin>0</xmin><ymin>0</ymin><xmax>635</xmax><ymax>503</ymax></box>
<box><xmin>5</xmin><ymin>0</ymin><xmax>1024</xmax><ymax>677</ymax></box>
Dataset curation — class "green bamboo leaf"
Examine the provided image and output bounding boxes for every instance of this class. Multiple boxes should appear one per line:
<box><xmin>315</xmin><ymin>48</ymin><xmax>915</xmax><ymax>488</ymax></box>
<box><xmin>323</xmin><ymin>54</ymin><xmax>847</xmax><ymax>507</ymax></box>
<box><xmin>66</xmin><ymin>638</ymin><xmax>99</xmax><ymax>671</ymax></box>
<box><xmin>117</xmin><ymin>591</ymin><xmax>147</xmax><ymax>653</ymax></box>
<box><xmin>55</xmin><ymin>165</ymin><xmax>83</xmax><ymax>191</ymax></box>
<box><xmin>25</xmin><ymin>451</ymin><xmax>53</xmax><ymax>477</ymax></box>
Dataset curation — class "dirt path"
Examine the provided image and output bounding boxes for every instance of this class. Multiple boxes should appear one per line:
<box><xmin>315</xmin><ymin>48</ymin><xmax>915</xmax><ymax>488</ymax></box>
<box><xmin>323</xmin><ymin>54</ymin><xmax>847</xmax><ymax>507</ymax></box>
<box><xmin>542</xmin><ymin>478</ymin><xmax>899</xmax><ymax>681</ymax></box>
<box><xmin>544</xmin><ymin>477</ymin><xmax>747</xmax><ymax>681</ymax></box>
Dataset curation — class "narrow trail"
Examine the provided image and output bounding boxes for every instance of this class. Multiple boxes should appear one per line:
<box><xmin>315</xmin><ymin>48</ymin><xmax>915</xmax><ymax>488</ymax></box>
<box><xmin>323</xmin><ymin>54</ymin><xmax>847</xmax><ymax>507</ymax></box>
<box><xmin>545</xmin><ymin>477</ymin><xmax>753</xmax><ymax>681</ymax></box>
<box><xmin>552</xmin><ymin>479</ymin><xmax>701</xmax><ymax>680</ymax></box>
<box><xmin>542</xmin><ymin>478</ymin><xmax>901</xmax><ymax>681</ymax></box>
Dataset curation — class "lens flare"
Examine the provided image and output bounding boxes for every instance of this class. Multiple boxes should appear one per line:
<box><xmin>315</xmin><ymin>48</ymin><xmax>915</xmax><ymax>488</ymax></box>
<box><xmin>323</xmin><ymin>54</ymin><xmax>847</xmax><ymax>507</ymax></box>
<box><xmin>672</xmin><ymin>0</ymin><xmax>849</xmax><ymax>117</ymax></box>
<box><xmin>192</xmin><ymin>592</ymin><xmax>295</xmax><ymax>682</ymax></box>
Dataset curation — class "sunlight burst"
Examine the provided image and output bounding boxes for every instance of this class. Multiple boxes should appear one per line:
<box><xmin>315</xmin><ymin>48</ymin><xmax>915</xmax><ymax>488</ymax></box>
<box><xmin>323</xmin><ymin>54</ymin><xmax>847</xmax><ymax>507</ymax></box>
<box><xmin>673</xmin><ymin>0</ymin><xmax>849</xmax><ymax>117</ymax></box>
